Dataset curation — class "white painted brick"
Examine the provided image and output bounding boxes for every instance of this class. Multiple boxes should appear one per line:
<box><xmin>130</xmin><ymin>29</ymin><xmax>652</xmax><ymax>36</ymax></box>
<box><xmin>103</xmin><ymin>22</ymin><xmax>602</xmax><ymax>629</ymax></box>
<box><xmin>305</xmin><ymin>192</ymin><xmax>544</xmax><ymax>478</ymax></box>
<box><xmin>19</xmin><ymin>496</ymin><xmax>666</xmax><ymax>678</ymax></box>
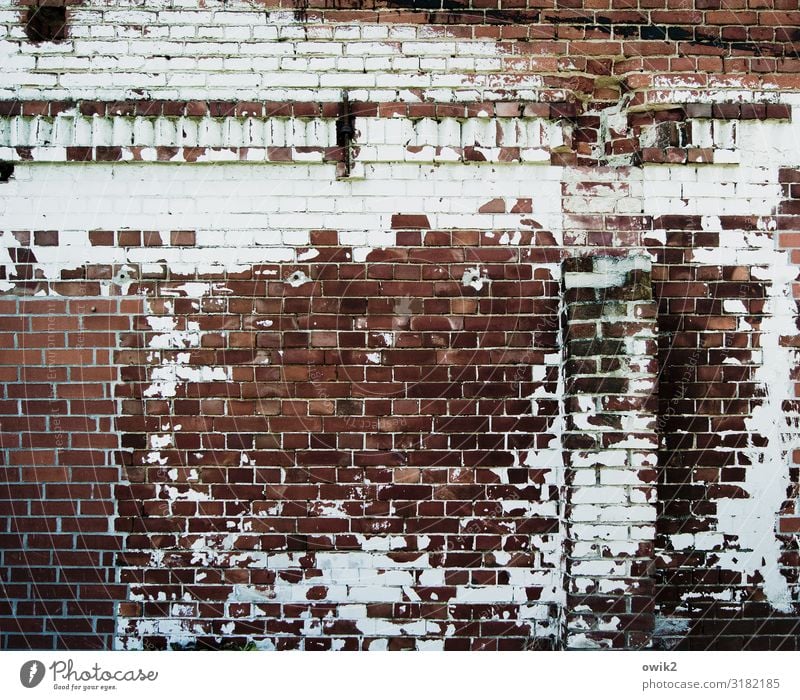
<box><xmin>320</xmin><ymin>72</ymin><xmax>376</xmax><ymax>88</ymax></box>
<box><xmin>683</xmin><ymin>181</ymin><xmax>736</xmax><ymax>198</ymax></box>
<box><xmin>252</xmin><ymin>25</ymin><xmax>280</xmax><ymax>41</ymax></box>
<box><xmin>171</xmin><ymin>24</ymin><xmax>200</xmax><ymax>40</ymax></box>
<box><xmin>345</xmin><ymin>42</ymin><xmax>398</xmax><ymax>57</ymax></box>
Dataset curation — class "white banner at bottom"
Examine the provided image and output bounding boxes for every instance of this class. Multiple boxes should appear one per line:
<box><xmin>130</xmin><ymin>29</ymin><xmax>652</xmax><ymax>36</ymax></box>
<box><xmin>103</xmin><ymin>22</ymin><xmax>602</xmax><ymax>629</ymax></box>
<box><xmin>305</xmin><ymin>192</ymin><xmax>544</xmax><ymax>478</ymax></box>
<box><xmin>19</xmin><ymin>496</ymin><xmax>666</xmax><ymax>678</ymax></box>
<box><xmin>0</xmin><ymin>650</ymin><xmax>798</xmax><ymax>700</ymax></box>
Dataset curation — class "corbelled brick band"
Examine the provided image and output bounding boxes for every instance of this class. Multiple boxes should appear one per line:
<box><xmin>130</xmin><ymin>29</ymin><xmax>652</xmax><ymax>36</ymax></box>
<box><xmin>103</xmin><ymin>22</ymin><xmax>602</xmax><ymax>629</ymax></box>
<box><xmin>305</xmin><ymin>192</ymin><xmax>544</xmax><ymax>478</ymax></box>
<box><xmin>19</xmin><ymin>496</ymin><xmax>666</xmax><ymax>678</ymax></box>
<box><xmin>561</xmin><ymin>255</ymin><xmax>658</xmax><ymax>649</ymax></box>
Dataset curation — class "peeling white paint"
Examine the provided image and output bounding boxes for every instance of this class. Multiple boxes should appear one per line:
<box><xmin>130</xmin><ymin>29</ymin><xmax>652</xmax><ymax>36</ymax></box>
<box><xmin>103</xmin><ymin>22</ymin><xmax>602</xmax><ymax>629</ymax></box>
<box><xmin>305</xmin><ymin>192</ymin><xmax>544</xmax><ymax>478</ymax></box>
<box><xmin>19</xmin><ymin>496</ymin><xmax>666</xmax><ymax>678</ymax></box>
<box><xmin>714</xmin><ymin>254</ymin><xmax>799</xmax><ymax>613</ymax></box>
<box><xmin>461</xmin><ymin>266</ymin><xmax>490</xmax><ymax>291</ymax></box>
<box><xmin>286</xmin><ymin>270</ymin><xmax>312</xmax><ymax>287</ymax></box>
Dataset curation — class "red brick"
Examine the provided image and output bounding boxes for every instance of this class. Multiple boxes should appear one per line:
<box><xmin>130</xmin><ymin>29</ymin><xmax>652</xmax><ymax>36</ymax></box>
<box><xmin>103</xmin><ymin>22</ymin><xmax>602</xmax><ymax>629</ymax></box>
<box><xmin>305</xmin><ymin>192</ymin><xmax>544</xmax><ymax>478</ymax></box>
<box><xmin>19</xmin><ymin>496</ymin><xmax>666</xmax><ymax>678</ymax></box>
<box><xmin>390</xmin><ymin>214</ymin><xmax>430</xmax><ymax>229</ymax></box>
<box><xmin>478</xmin><ymin>198</ymin><xmax>505</xmax><ymax>214</ymax></box>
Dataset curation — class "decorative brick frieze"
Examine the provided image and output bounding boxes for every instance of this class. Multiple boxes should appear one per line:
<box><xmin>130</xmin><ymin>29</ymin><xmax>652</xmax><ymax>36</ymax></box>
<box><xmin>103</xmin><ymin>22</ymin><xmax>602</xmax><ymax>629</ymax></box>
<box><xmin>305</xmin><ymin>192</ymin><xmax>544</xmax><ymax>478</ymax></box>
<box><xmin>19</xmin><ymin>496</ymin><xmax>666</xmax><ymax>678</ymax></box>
<box><xmin>0</xmin><ymin>100</ymin><xmax>790</xmax><ymax>168</ymax></box>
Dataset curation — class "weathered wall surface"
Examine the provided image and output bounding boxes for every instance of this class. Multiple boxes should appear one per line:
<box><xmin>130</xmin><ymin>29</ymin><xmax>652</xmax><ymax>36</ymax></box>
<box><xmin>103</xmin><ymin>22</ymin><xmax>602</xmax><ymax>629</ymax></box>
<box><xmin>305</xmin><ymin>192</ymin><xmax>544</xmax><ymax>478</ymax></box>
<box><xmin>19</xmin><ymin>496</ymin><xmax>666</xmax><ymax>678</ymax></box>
<box><xmin>1</xmin><ymin>0</ymin><xmax>800</xmax><ymax>651</ymax></box>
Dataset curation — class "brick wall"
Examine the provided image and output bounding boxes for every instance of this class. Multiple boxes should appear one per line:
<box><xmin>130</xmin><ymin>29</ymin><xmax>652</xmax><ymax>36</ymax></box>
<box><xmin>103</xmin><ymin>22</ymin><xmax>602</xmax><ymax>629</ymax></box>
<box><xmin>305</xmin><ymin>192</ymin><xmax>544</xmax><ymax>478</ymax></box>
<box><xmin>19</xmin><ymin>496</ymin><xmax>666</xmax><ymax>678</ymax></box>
<box><xmin>1</xmin><ymin>1</ymin><xmax>800</xmax><ymax>650</ymax></box>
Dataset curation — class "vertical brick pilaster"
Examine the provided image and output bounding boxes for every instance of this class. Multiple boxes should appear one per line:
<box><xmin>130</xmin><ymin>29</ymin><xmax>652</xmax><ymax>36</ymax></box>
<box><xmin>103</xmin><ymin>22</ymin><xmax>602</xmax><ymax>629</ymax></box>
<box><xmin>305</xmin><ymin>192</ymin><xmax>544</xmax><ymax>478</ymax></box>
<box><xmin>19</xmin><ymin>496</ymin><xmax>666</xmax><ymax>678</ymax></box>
<box><xmin>561</xmin><ymin>254</ymin><xmax>659</xmax><ymax>649</ymax></box>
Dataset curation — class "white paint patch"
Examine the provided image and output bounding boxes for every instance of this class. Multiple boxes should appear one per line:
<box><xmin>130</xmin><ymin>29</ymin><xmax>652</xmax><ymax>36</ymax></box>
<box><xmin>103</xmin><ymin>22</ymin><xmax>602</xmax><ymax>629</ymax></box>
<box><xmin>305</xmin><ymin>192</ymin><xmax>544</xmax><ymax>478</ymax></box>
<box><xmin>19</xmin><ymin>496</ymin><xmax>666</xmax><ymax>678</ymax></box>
<box><xmin>714</xmin><ymin>254</ymin><xmax>799</xmax><ymax>613</ymax></box>
<box><xmin>564</xmin><ymin>255</ymin><xmax>650</xmax><ymax>290</ymax></box>
<box><xmin>653</xmin><ymin>615</ymin><xmax>692</xmax><ymax>642</ymax></box>
<box><xmin>286</xmin><ymin>270</ymin><xmax>312</xmax><ymax>287</ymax></box>
<box><xmin>149</xmin><ymin>434</ymin><xmax>173</xmax><ymax>450</ymax></box>
<box><xmin>297</xmin><ymin>248</ymin><xmax>320</xmax><ymax>261</ymax></box>
<box><xmin>498</xmin><ymin>231</ymin><xmax>522</xmax><ymax>245</ymax></box>
<box><xmin>164</xmin><ymin>486</ymin><xmax>210</xmax><ymax>502</ymax></box>
<box><xmin>567</xmin><ymin>633</ymin><xmax>610</xmax><ymax>649</ymax></box>
<box><xmin>461</xmin><ymin>266</ymin><xmax>490</xmax><ymax>291</ymax></box>
<box><xmin>166</xmin><ymin>282</ymin><xmax>212</xmax><ymax>298</ymax></box>
<box><xmin>723</xmin><ymin>299</ymin><xmax>748</xmax><ymax>314</ymax></box>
